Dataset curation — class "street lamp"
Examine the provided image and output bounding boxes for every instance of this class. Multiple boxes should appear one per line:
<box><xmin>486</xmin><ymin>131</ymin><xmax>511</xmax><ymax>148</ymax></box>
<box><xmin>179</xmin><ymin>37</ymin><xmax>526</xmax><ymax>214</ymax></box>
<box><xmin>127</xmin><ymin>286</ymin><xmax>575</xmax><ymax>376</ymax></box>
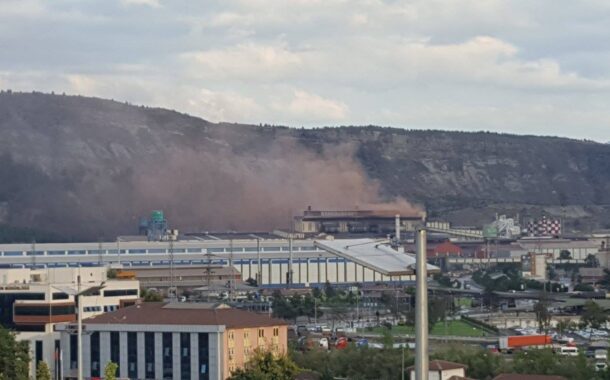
<box><xmin>54</xmin><ymin>276</ymin><xmax>105</xmax><ymax>380</ymax></box>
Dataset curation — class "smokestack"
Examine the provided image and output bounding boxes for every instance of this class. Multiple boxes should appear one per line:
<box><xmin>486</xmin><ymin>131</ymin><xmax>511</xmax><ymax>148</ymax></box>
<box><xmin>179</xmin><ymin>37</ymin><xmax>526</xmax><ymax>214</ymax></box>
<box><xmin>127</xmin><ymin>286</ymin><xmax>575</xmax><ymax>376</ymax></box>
<box><xmin>415</xmin><ymin>228</ymin><xmax>429</xmax><ymax>380</ymax></box>
<box><xmin>395</xmin><ymin>214</ymin><xmax>401</xmax><ymax>241</ymax></box>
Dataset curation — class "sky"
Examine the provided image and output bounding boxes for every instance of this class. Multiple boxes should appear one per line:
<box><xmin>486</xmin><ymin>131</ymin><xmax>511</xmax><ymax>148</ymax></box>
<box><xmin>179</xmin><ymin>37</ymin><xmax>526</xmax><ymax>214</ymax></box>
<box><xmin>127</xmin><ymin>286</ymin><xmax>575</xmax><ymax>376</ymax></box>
<box><xmin>1</xmin><ymin>0</ymin><xmax>610</xmax><ymax>141</ymax></box>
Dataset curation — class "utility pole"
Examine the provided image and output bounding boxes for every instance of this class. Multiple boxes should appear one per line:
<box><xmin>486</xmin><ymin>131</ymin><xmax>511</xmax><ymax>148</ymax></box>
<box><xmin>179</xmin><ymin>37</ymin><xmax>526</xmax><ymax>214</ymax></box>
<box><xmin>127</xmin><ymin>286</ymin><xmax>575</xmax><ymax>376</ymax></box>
<box><xmin>256</xmin><ymin>238</ymin><xmax>262</xmax><ymax>287</ymax></box>
<box><xmin>77</xmin><ymin>275</ymin><xmax>83</xmax><ymax>380</ymax></box>
<box><xmin>229</xmin><ymin>239</ymin><xmax>234</xmax><ymax>302</ymax></box>
<box><xmin>415</xmin><ymin>228</ymin><xmax>429</xmax><ymax>380</ymax></box>
<box><xmin>288</xmin><ymin>235</ymin><xmax>293</xmax><ymax>287</ymax></box>
<box><xmin>169</xmin><ymin>237</ymin><xmax>175</xmax><ymax>301</ymax></box>
<box><xmin>98</xmin><ymin>239</ymin><xmax>103</xmax><ymax>267</ymax></box>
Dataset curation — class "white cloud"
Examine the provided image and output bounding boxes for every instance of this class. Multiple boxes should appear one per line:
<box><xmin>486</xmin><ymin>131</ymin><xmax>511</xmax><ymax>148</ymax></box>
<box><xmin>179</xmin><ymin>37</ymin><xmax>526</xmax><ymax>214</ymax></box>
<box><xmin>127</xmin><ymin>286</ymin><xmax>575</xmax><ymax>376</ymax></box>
<box><xmin>282</xmin><ymin>90</ymin><xmax>348</xmax><ymax>122</ymax></box>
<box><xmin>182</xmin><ymin>88</ymin><xmax>263</xmax><ymax>123</ymax></box>
<box><xmin>120</xmin><ymin>0</ymin><xmax>161</xmax><ymax>8</ymax></box>
<box><xmin>182</xmin><ymin>43</ymin><xmax>303</xmax><ymax>82</ymax></box>
<box><xmin>1</xmin><ymin>1</ymin><xmax>610</xmax><ymax>140</ymax></box>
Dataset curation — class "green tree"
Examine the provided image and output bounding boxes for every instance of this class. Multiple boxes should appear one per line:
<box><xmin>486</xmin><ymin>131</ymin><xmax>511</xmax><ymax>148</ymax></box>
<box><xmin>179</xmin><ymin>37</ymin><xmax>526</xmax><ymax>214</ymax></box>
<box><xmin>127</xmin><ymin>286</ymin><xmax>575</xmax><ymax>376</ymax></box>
<box><xmin>104</xmin><ymin>361</ymin><xmax>118</xmax><ymax>380</ymax></box>
<box><xmin>107</xmin><ymin>268</ymin><xmax>118</xmax><ymax>279</ymax></box>
<box><xmin>581</xmin><ymin>300</ymin><xmax>608</xmax><ymax>341</ymax></box>
<box><xmin>556</xmin><ymin>319</ymin><xmax>574</xmax><ymax>336</ymax></box>
<box><xmin>0</xmin><ymin>326</ymin><xmax>29</xmax><ymax>380</ymax></box>
<box><xmin>324</xmin><ymin>281</ymin><xmax>336</xmax><ymax>299</ymax></box>
<box><xmin>585</xmin><ymin>254</ymin><xmax>600</xmax><ymax>268</ymax></box>
<box><xmin>36</xmin><ymin>361</ymin><xmax>51</xmax><ymax>380</ymax></box>
<box><xmin>559</xmin><ymin>250</ymin><xmax>572</xmax><ymax>260</ymax></box>
<box><xmin>141</xmin><ymin>288</ymin><xmax>163</xmax><ymax>302</ymax></box>
<box><xmin>228</xmin><ymin>350</ymin><xmax>299</xmax><ymax>380</ymax></box>
<box><xmin>534</xmin><ymin>298</ymin><xmax>552</xmax><ymax>334</ymax></box>
<box><xmin>433</xmin><ymin>344</ymin><xmax>507</xmax><ymax>380</ymax></box>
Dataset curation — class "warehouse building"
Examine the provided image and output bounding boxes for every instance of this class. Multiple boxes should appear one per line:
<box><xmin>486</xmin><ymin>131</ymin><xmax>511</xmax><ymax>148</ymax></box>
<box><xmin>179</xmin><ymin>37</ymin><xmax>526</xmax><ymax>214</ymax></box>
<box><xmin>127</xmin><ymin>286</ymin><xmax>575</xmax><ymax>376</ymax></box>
<box><xmin>0</xmin><ymin>236</ymin><xmax>423</xmax><ymax>288</ymax></box>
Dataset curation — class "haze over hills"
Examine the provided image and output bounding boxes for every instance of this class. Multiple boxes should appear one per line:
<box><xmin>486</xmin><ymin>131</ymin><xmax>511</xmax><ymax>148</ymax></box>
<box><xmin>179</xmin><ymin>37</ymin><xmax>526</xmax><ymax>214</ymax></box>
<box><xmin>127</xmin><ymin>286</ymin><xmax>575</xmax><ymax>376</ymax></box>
<box><xmin>1</xmin><ymin>91</ymin><xmax>609</xmax><ymax>241</ymax></box>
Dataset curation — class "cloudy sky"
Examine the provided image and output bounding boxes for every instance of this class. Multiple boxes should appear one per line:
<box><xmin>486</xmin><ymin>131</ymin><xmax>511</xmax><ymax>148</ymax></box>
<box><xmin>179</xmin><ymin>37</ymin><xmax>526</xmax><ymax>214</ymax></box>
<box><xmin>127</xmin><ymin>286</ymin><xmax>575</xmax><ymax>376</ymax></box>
<box><xmin>1</xmin><ymin>0</ymin><xmax>610</xmax><ymax>141</ymax></box>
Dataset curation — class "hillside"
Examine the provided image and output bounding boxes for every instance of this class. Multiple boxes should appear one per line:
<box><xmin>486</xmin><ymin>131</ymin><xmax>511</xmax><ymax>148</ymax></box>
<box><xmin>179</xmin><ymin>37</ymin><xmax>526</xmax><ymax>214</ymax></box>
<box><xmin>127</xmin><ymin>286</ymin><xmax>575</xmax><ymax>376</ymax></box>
<box><xmin>1</xmin><ymin>91</ymin><xmax>609</xmax><ymax>241</ymax></box>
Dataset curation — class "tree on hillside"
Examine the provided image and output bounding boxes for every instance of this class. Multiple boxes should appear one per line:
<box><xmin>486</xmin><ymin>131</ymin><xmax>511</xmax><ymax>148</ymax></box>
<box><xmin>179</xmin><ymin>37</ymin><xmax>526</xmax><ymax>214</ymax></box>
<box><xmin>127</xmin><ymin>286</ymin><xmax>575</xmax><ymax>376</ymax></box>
<box><xmin>36</xmin><ymin>361</ymin><xmax>51</xmax><ymax>380</ymax></box>
<box><xmin>0</xmin><ymin>326</ymin><xmax>29</xmax><ymax>380</ymax></box>
<box><xmin>228</xmin><ymin>350</ymin><xmax>299</xmax><ymax>380</ymax></box>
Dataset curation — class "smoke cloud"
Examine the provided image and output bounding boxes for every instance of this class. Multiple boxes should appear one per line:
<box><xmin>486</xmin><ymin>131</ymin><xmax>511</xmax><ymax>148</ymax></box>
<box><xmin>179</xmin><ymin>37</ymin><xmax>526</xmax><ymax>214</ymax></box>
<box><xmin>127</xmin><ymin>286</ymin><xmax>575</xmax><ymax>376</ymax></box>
<box><xmin>131</xmin><ymin>138</ymin><xmax>422</xmax><ymax>233</ymax></box>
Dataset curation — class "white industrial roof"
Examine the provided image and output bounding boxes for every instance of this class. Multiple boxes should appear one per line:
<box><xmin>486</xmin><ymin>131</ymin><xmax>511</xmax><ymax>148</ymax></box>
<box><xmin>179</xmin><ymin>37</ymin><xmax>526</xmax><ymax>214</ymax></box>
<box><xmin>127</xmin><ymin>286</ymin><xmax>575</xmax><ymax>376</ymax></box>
<box><xmin>314</xmin><ymin>239</ymin><xmax>438</xmax><ymax>276</ymax></box>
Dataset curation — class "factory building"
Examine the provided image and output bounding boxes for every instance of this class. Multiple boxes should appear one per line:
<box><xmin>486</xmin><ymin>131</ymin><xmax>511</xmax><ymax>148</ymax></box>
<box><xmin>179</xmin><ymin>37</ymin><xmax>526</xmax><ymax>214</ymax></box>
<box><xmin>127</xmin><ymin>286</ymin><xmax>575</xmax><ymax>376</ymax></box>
<box><xmin>0</xmin><ymin>235</ymin><xmax>420</xmax><ymax>288</ymax></box>
<box><xmin>293</xmin><ymin>207</ymin><xmax>425</xmax><ymax>236</ymax></box>
<box><xmin>56</xmin><ymin>302</ymin><xmax>288</xmax><ymax>380</ymax></box>
<box><xmin>0</xmin><ymin>267</ymin><xmax>139</xmax><ymax>378</ymax></box>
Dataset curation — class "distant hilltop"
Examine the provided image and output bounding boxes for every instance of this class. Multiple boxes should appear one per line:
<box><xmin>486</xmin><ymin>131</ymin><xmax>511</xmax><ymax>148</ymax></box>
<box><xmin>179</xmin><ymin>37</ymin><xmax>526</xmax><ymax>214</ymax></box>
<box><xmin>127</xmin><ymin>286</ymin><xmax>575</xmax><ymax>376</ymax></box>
<box><xmin>0</xmin><ymin>91</ymin><xmax>609</xmax><ymax>241</ymax></box>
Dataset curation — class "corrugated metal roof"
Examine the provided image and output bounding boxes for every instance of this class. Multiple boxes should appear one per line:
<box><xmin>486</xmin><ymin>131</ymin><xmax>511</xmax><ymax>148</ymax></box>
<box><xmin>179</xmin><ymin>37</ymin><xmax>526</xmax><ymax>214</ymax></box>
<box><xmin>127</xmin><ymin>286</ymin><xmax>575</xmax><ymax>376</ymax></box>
<box><xmin>314</xmin><ymin>238</ymin><xmax>438</xmax><ymax>276</ymax></box>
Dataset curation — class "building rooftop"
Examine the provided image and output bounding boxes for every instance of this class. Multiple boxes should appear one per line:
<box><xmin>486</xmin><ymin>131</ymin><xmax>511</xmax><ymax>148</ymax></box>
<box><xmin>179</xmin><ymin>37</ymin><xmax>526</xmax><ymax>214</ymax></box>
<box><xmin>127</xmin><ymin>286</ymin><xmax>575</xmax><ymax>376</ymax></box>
<box><xmin>314</xmin><ymin>238</ymin><xmax>439</xmax><ymax>276</ymax></box>
<box><xmin>493</xmin><ymin>375</ymin><xmax>567</xmax><ymax>380</ymax></box>
<box><xmin>407</xmin><ymin>360</ymin><xmax>467</xmax><ymax>372</ymax></box>
<box><xmin>83</xmin><ymin>302</ymin><xmax>288</xmax><ymax>328</ymax></box>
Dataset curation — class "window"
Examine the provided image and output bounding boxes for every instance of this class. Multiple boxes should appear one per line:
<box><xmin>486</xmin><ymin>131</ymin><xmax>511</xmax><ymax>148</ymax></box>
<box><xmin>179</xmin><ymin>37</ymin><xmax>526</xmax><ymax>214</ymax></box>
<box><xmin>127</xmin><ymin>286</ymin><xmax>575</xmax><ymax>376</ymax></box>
<box><xmin>110</xmin><ymin>332</ymin><xmax>120</xmax><ymax>375</ymax></box>
<box><xmin>258</xmin><ymin>329</ymin><xmax>264</xmax><ymax>338</ymax></box>
<box><xmin>181</xmin><ymin>333</ymin><xmax>191</xmax><ymax>380</ymax></box>
<box><xmin>14</xmin><ymin>304</ymin><xmax>75</xmax><ymax>316</ymax></box>
<box><xmin>145</xmin><ymin>332</ymin><xmax>155</xmax><ymax>379</ymax></box>
<box><xmin>35</xmin><ymin>340</ymin><xmax>43</xmax><ymax>365</ymax></box>
<box><xmin>90</xmin><ymin>332</ymin><xmax>100</xmax><ymax>378</ymax></box>
<box><xmin>52</xmin><ymin>292</ymin><xmax>69</xmax><ymax>300</ymax></box>
<box><xmin>104</xmin><ymin>289</ymin><xmax>138</xmax><ymax>297</ymax></box>
<box><xmin>198</xmin><ymin>333</ymin><xmax>209</xmax><ymax>380</ymax></box>
<box><xmin>163</xmin><ymin>332</ymin><xmax>173</xmax><ymax>379</ymax></box>
<box><xmin>48</xmin><ymin>250</ymin><xmax>66</xmax><ymax>256</ymax></box>
<box><xmin>273</xmin><ymin>327</ymin><xmax>279</xmax><ymax>337</ymax></box>
<box><xmin>70</xmin><ymin>334</ymin><xmax>78</xmax><ymax>369</ymax></box>
<box><xmin>3</xmin><ymin>251</ymin><xmax>23</xmax><ymax>256</ymax></box>
<box><xmin>127</xmin><ymin>332</ymin><xmax>137</xmax><ymax>379</ymax></box>
<box><xmin>26</xmin><ymin>251</ymin><xmax>44</xmax><ymax>256</ymax></box>
<box><xmin>67</xmin><ymin>250</ymin><xmax>86</xmax><ymax>255</ymax></box>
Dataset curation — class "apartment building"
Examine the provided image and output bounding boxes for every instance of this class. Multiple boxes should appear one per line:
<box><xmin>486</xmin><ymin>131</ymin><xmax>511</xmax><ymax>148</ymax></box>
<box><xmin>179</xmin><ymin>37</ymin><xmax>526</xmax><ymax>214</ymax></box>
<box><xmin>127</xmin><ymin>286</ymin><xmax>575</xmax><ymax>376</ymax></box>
<box><xmin>57</xmin><ymin>302</ymin><xmax>288</xmax><ymax>380</ymax></box>
<box><xmin>0</xmin><ymin>266</ymin><xmax>139</xmax><ymax>378</ymax></box>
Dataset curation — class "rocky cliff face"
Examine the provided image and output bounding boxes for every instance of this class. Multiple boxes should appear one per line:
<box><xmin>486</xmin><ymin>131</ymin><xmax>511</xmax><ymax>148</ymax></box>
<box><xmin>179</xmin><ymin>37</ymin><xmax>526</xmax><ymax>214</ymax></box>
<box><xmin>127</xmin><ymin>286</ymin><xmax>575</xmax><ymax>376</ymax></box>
<box><xmin>1</xmin><ymin>92</ymin><xmax>609</xmax><ymax>241</ymax></box>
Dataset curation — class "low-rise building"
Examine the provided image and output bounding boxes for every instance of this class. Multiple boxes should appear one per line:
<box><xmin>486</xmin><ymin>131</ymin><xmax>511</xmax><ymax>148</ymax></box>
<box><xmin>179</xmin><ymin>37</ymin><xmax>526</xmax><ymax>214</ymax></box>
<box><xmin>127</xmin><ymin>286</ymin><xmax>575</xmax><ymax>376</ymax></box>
<box><xmin>57</xmin><ymin>302</ymin><xmax>288</xmax><ymax>380</ymax></box>
<box><xmin>0</xmin><ymin>266</ymin><xmax>139</xmax><ymax>378</ymax></box>
<box><xmin>493</xmin><ymin>375</ymin><xmax>567</xmax><ymax>380</ymax></box>
<box><xmin>407</xmin><ymin>360</ymin><xmax>470</xmax><ymax>380</ymax></box>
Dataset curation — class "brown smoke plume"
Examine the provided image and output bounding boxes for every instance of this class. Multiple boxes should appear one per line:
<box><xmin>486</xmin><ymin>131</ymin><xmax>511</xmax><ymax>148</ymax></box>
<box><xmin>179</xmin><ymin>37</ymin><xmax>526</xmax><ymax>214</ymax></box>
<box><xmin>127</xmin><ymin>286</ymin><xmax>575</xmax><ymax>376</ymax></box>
<box><xmin>131</xmin><ymin>139</ymin><xmax>422</xmax><ymax>233</ymax></box>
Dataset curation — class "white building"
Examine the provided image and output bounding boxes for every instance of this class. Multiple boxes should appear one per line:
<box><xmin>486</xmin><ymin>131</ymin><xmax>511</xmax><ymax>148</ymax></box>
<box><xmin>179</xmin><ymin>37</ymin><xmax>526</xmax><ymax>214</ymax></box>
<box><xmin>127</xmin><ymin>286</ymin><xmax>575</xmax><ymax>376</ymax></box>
<box><xmin>0</xmin><ymin>267</ymin><xmax>139</xmax><ymax>378</ymax></box>
<box><xmin>407</xmin><ymin>360</ymin><xmax>470</xmax><ymax>380</ymax></box>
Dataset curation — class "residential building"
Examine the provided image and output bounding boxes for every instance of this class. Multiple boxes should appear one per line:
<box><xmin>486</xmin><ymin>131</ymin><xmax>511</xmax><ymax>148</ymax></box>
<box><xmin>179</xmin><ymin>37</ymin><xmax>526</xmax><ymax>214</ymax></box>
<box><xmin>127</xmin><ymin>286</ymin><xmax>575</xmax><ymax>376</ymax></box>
<box><xmin>0</xmin><ymin>266</ymin><xmax>139</xmax><ymax>378</ymax></box>
<box><xmin>56</xmin><ymin>302</ymin><xmax>288</xmax><ymax>380</ymax></box>
<box><xmin>493</xmin><ymin>375</ymin><xmax>567</xmax><ymax>380</ymax></box>
<box><xmin>407</xmin><ymin>360</ymin><xmax>470</xmax><ymax>380</ymax></box>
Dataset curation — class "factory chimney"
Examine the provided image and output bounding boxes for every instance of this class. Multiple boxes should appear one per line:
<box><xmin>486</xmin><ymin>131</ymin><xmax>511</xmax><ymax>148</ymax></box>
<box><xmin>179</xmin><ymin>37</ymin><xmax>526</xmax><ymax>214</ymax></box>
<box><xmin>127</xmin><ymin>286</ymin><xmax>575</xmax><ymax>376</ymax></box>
<box><xmin>395</xmin><ymin>214</ymin><xmax>401</xmax><ymax>241</ymax></box>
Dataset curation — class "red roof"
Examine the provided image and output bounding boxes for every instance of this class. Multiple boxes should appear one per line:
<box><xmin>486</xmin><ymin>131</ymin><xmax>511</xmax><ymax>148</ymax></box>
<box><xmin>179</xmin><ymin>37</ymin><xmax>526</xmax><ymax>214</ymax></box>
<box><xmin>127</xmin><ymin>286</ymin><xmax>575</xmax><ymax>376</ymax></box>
<box><xmin>428</xmin><ymin>241</ymin><xmax>462</xmax><ymax>258</ymax></box>
<box><xmin>407</xmin><ymin>360</ymin><xmax>467</xmax><ymax>372</ymax></box>
<box><xmin>493</xmin><ymin>375</ymin><xmax>567</xmax><ymax>380</ymax></box>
